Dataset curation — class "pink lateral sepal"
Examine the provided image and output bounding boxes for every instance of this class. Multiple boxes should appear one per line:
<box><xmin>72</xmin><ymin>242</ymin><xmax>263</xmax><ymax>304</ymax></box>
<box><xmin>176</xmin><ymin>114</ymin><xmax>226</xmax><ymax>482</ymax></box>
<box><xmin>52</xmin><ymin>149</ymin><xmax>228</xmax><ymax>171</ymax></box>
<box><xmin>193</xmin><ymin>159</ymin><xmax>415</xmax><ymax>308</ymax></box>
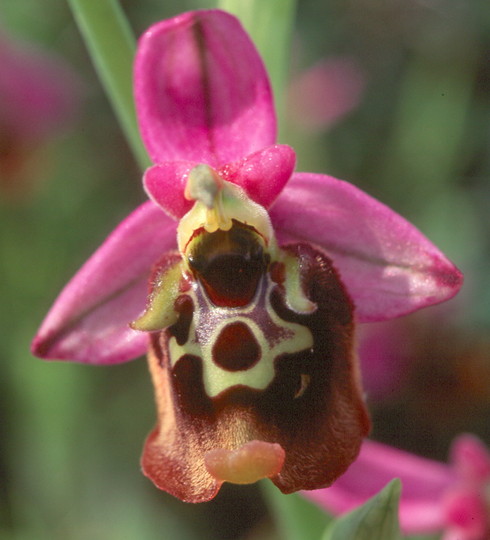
<box><xmin>31</xmin><ymin>201</ymin><xmax>177</xmax><ymax>365</ymax></box>
<box><xmin>271</xmin><ymin>172</ymin><xmax>463</xmax><ymax>322</ymax></box>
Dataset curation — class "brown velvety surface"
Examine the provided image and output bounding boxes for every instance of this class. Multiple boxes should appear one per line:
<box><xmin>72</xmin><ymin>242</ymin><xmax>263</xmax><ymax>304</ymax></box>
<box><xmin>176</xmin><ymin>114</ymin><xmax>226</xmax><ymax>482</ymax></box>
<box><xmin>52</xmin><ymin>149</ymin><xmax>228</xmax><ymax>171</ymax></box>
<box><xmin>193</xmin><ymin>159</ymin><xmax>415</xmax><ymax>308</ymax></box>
<box><xmin>141</xmin><ymin>242</ymin><xmax>370</xmax><ymax>502</ymax></box>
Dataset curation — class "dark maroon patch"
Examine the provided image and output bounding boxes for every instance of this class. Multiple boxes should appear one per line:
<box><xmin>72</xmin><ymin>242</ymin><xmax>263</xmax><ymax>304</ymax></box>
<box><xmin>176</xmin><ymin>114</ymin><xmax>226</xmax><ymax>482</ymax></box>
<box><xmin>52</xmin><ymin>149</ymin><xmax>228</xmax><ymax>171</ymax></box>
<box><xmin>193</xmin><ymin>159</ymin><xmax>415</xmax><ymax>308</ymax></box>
<box><xmin>171</xmin><ymin>353</ymin><xmax>213</xmax><ymax>418</ymax></box>
<box><xmin>187</xmin><ymin>220</ymin><xmax>269</xmax><ymax>307</ymax></box>
<box><xmin>212</xmin><ymin>321</ymin><xmax>261</xmax><ymax>371</ymax></box>
<box><xmin>168</xmin><ymin>295</ymin><xmax>194</xmax><ymax>346</ymax></box>
<box><xmin>269</xmin><ymin>261</ymin><xmax>285</xmax><ymax>285</ymax></box>
<box><xmin>143</xmin><ymin>242</ymin><xmax>370</xmax><ymax>503</ymax></box>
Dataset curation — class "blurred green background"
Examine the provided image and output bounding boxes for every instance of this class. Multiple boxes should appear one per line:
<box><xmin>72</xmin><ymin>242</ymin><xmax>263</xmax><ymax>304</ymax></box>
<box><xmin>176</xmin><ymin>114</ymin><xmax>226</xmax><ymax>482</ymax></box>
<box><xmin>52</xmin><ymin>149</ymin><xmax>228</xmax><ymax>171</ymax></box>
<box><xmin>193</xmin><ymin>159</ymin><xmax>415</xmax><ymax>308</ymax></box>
<box><xmin>1</xmin><ymin>1</ymin><xmax>489</xmax><ymax>539</ymax></box>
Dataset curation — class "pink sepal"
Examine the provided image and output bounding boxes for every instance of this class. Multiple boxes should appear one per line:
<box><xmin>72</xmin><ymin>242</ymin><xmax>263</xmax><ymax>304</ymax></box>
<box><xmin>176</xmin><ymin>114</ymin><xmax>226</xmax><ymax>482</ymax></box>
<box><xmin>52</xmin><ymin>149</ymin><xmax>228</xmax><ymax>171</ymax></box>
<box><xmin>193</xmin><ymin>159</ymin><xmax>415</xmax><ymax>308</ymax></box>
<box><xmin>450</xmin><ymin>434</ymin><xmax>490</xmax><ymax>485</ymax></box>
<box><xmin>134</xmin><ymin>10</ymin><xmax>276</xmax><ymax>167</ymax></box>
<box><xmin>0</xmin><ymin>30</ymin><xmax>80</xmax><ymax>140</ymax></box>
<box><xmin>287</xmin><ymin>57</ymin><xmax>365</xmax><ymax>133</ymax></box>
<box><xmin>271</xmin><ymin>173</ymin><xmax>463</xmax><ymax>322</ymax></box>
<box><xmin>443</xmin><ymin>488</ymin><xmax>487</xmax><ymax>540</ymax></box>
<box><xmin>441</xmin><ymin>434</ymin><xmax>490</xmax><ymax>540</ymax></box>
<box><xmin>31</xmin><ymin>202</ymin><xmax>177</xmax><ymax>364</ymax></box>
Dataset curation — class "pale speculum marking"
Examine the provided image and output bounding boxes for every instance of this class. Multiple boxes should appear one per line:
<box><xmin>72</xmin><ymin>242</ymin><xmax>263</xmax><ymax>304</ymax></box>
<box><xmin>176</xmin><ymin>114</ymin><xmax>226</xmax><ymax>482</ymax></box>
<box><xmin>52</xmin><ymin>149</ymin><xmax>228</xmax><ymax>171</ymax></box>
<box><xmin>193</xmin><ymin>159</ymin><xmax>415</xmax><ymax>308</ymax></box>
<box><xmin>168</xmin><ymin>273</ymin><xmax>313</xmax><ymax>398</ymax></box>
<box><xmin>294</xmin><ymin>374</ymin><xmax>311</xmax><ymax>399</ymax></box>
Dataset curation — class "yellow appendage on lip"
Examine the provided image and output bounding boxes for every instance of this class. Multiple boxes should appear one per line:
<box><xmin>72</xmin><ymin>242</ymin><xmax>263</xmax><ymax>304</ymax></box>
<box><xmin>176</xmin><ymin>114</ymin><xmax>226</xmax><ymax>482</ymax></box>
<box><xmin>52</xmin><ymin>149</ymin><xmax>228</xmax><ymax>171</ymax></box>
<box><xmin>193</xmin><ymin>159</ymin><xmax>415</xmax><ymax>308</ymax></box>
<box><xmin>204</xmin><ymin>440</ymin><xmax>285</xmax><ymax>484</ymax></box>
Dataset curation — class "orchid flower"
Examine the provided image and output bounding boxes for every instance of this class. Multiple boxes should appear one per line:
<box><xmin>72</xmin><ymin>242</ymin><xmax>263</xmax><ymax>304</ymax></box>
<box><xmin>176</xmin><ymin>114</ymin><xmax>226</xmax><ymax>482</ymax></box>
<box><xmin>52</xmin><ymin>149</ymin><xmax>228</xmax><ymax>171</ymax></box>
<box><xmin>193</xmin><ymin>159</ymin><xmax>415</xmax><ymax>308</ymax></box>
<box><xmin>31</xmin><ymin>9</ymin><xmax>462</xmax><ymax>503</ymax></box>
<box><xmin>304</xmin><ymin>435</ymin><xmax>490</xmax><ymax>540</ymax></box>
<box><xmin>0</xmin><ymin>28</ymin><xmax>78</xmax><ymax>197</ymax></box>
<box><xmin>287</xmin><ymin>57</ymin><xmax>365</xmax><ymax>133</ymax></box>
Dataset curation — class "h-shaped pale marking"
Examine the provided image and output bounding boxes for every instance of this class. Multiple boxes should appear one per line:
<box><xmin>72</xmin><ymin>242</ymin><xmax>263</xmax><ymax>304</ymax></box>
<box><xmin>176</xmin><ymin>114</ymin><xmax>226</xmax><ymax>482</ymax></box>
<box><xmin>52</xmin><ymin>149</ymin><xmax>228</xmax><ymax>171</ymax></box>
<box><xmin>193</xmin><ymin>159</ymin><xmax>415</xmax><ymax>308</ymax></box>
<box><xmin>168</xmin><ymin>275</ymin><xmax>313</xmax><ymax>398</ymax></box>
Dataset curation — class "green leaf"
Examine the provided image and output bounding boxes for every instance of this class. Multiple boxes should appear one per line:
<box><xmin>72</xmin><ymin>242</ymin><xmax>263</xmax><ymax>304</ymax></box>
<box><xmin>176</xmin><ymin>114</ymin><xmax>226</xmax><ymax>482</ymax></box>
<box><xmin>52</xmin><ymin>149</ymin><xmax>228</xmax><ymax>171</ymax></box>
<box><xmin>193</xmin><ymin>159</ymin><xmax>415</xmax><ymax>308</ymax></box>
<box><xmin>323</xmin><ymin>479</ymin><xmax>402</xmax><ymax>540</ymax></box>
<box><xmin>261</xmin><ymin>481</ymin><xmax>333</xmax><ymax>540</ymax></box>
<box><xmin>67</xmin><ymin>0</ymin><xmax>150</xmax><ymax>170</ymax></box>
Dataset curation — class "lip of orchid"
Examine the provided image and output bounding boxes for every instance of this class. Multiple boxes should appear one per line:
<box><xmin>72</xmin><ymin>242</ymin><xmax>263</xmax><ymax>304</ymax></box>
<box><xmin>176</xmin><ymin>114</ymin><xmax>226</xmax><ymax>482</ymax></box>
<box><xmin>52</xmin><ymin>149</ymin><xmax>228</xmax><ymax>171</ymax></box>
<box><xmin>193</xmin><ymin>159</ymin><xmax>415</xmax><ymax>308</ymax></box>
<box><xmin>30</xmin><ymin>8</ymin><xmax>464</xmax><ymax>505</ymax></box>
<box><xmin>129</xmin><ymin>21</ymin><xmax>371</xmax><ymax>493</ymax></box>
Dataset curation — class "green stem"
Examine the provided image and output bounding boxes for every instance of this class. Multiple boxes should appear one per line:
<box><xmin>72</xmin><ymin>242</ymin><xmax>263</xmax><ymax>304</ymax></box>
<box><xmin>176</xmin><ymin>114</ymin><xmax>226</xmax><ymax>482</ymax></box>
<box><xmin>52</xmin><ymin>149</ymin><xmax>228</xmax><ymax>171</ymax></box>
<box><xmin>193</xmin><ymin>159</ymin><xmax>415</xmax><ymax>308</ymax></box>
<box><xmin>67</xmin><ymin>0</ymin><xmax>150</xmax><ymax>170</ymax></box>
<box><xmin>260</xmin><ymin>481</ymin><xmax>332</xmax><ymax>540</ymax></box>
<box><xmin>217</xmin><ymin>0</ymin><xmax>297</xmax><ymax>135</ymax></box>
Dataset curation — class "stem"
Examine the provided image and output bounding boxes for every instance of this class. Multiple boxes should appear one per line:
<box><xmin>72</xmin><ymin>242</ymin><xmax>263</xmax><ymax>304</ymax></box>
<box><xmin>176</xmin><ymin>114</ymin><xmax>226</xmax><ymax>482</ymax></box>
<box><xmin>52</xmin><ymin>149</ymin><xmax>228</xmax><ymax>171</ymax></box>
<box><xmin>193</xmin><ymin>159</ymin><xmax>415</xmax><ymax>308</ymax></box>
<box><xmin>67</xmin><ymin>0</ymin><xmax>150</xmax><ymax>170</ymax></box>
<box><xmin>217</xmin><ymin>0</ymin><xmax>297</xmax><ymax>133</ymax></box>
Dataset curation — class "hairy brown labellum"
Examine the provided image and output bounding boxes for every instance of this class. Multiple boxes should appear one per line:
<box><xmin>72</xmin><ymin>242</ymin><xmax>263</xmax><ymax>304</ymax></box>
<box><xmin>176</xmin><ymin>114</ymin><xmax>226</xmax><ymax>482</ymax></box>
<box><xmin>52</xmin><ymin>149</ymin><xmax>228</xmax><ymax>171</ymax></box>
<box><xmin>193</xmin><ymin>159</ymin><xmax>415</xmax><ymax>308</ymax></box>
<box><xmin>133</xmin><ymin>166</ymin><xmax>370</xmax><ymax>502</ymax></box>
<box><xmin>141</xmin><ymin>241</ymin><xmax>370</xmax><ymax>502</ymax></box>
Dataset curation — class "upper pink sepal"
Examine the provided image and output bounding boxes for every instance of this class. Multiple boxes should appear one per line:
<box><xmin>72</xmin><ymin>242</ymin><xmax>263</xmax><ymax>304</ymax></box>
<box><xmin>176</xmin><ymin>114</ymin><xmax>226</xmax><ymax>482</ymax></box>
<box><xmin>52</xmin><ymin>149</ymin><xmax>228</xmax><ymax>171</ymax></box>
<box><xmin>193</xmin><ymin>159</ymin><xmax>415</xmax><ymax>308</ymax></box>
<box><xmin>144</xmin><ymin>145</ymin><xmax>295</xmax><ymax>220</ymax></box>
<box><xmin>31</xmin><ymin>201</ymin><xmax>177</xmax><ymax>364</ymax></box>
<box><xmin>303</xmin><ymin>439</ymin><xmax>454</xmax><ymax>534</ymax></box>
<box><xmin>134</xmin><ymin>9</ymin><xmax>276</xmax><ymax>167</ymax></box>
<box><xmin>270</xmin><ymin>173</ymin><xmax>463</xmax><ymax>322</ymax></box>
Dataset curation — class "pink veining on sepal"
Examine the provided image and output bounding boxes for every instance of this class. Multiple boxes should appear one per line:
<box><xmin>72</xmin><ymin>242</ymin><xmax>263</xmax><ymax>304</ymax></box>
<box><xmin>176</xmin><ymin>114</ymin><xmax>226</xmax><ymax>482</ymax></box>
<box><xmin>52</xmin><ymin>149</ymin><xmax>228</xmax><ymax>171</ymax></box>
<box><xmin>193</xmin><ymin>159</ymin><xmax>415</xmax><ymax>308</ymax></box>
<box><xmin>134</xmin><ymin>9</ymin><xmax>276</xmax><ymax>167</ymax></box>
<box><xmin>271</xmin><ymin>172</ymin><xmax>463</xmax><ymax>322</ymax></box>
<box><xmin>31</xmin><ymin>202</ymin><xmax>177</xmax><ymax>365</ymax></box>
